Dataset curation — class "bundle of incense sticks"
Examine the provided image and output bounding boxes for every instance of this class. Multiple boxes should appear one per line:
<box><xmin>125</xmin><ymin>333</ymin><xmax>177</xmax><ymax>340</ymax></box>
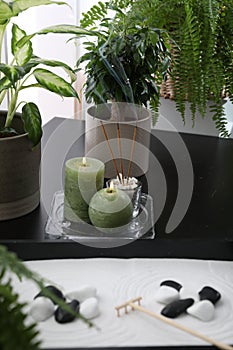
<box><xmin>100</xmin><ymin>121</ymin><xmax>137</xmax><ymax>183</ymax></box>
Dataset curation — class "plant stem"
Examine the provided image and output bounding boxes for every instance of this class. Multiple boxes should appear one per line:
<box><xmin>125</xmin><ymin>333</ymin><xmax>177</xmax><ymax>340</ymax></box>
<box><xmin>0</xmin><ymin>23</ymin><xmax>8</xmax><ymax>72</ymax></box>
<box><xmin>5</xmin><ymin>89</ymin><xmax>18</xmax><ymax>127</ymax></box>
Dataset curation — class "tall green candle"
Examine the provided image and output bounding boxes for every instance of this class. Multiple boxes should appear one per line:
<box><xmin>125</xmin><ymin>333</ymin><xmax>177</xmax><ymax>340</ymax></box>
<box><xmin>64</xmin><ymin>157</ymin><xmax>105</xmax><ymax>222</ymax></box>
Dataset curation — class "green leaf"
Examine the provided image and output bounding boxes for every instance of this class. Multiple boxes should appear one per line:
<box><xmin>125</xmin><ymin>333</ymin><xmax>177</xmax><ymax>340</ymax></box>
<box><xmin>0</xmin><ymin>0</ymin><xmax>67</xmax><ymax>23</ymax></box>
<box><xmin>0</xmin><ymin>64</ymin><xmax>25</xmax><ymax>86</ymax></box>
<box><xmin>0</xmin><ymin>77</ymin><xmax>12</xmax><ymax>93</ymax></box>
<box><xmin>0</xmin><ymin>2</ymin><xmax>12</xmax><ymax>23</ymax></box>
<box><xmin>17</xmin><ymin>25</ymin><xmax>98</xmax><ymax>48</ymax></box>
<box><xmin>11</xmin><ymin>0</ymin><xmax>67</xmax><ymax>16</ymax></box>
<box><xmin>22</xmin><ymin>102</ymin><xmax>42</xmax><ymax>147</ymax></box>
<box><xmin>33</xmin><ymin>68</ymin><xmax>79</xmax><ymax>99</ymax></box>
<box><xmin>12</xmin><ymin>24</ymin><xmax>32</xmax><ymax>65</ymax></box>
<box><xmin>29</xmin><ymin>57</ymin><xmax>77</xmax><ymax>83</ymax></box>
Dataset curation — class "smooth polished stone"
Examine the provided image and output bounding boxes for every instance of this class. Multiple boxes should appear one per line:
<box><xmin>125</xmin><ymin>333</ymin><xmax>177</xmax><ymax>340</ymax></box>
<box><xmin>55</xmin><ymin>299</ymin><xmax>80</xmax><ymax>324</ymax></box>
<box><xmin>34</xmin><ymin>285</ymin><xmax>65</xmax><ymax>305</ymax></box>
<box><xmin>161</xmin><ymin>298</ymin><xmax>194</xmax><ymax>318</ymax></box>
<box><xmin>155</xmin><ymin>285</ymin><xmax>180</xmax><ymax>304</ymax></box>
<box><xmin>160</xmin><ymin>280</ymin><xmax>182</xmax><ymax>291</ymax></box>
<box><xmin>198</xmin><ymin>286</ymin><xmax>221</xmax><ymax>305</ymax></box>
<box><xmin>187</xmin><ymin>300</ymin><xmax>215</xmax><ymax>321</ymax></box>
<box><xmin>29</xmin><ymin>297</ymin><xmax>55</xmax><ymax>322</ymax></box>
<box><xmin>80</xmin><ymin>297</ymin><xmax>100</xmax><ymax>319</ymax></box>
<box><xmin>65</xmin><ymin>285</ymin><xmax>97</xmax><ymax>303</ymax></box>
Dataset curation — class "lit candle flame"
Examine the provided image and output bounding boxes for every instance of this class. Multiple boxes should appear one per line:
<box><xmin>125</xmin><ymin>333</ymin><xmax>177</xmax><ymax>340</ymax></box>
<box><xmin>82</xmin><ymin>157</ymin><xmax>87</xmax><ymax>166</ymax></box>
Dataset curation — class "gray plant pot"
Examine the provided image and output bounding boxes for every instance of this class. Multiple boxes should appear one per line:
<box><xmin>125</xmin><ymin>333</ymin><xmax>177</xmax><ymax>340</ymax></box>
<box><xmin>0</xmin><ymin>111</ymin><xmax>41</xmax><ymax>220</ymax></box>
<box><xmin>85</xmin><ymin>103</ymin><xmax>151</xmax><ymax>178</ymax></box>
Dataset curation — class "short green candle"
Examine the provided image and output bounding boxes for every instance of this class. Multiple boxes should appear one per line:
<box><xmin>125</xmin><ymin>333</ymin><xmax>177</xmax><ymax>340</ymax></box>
<box><xmin>88</xmin><ymin>187</ymin><xmax>133</xmax><ymax>228</ymax></box>
<box><xmin>64</xmin><ymin>157</ymin><xmax>105</xmax><ymax>222</ymax></box>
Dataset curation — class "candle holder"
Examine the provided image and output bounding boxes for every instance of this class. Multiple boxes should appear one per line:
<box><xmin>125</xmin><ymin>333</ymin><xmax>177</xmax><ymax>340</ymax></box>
<box><xmin>106</xmin><ymin>178</ymin><xmax>142</xmax><ymax>218</ymax></box>
<box><xmin>45</xmin><ymin>191</ymin><xmax>155</xmax><ymax>247</ymax></box>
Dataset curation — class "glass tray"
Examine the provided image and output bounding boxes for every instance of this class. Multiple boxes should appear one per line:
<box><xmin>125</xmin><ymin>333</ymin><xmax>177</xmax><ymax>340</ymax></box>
<box><xmin>45</xmin><ymin>191</ymin><xmax>155</xmax><ymax>247</ymax></box>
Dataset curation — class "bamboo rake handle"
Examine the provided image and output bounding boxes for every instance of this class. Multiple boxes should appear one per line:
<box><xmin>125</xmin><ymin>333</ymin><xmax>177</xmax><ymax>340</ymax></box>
<box><xmin>128</xmin><ymin>302</ymin><xmax>233</xmax><ymax>350</ymax></box>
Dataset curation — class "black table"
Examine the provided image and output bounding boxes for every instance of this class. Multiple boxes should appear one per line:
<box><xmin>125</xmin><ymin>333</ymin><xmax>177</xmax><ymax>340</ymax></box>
<box><xmin>1</xmin><ymin>117</ymin><xmax>233</xmax><ymax>349</ymax></box>
<box><xmin>1</xmin><ymin>116</ymin><xmax>233</xmax><ymax>241</ymax></box>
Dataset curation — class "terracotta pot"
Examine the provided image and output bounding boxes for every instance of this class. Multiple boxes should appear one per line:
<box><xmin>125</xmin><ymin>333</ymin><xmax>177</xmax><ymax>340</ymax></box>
<box><xmin>0</xmin><ymin>111</ymin><xmax>41</xmax><ymax>220</ymax></box>
<box><xmin>85</xmin><ymin>103</ymin><xmax>151</xmax><ymax>178</ymax></box>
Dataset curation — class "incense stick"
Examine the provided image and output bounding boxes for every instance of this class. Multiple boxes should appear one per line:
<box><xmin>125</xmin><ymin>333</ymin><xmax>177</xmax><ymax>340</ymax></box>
<box><xmin>115</xmin><ymin>297</ymin><xmax>233</xmax><ymax>350</ymax></box>
<box><xmin>126</xmin><ymin>125</ymin><xmax>137</xmax><ymax>179</ymax></box>
<box><xmin>117</xmin><ymin>123</ymin><xmax>124</xmax><ymax>182</ymax></box>
<box><xmin>100</xmin><ymin>121</ymin><xmax>120</xmax><ymax>179</ymax></box>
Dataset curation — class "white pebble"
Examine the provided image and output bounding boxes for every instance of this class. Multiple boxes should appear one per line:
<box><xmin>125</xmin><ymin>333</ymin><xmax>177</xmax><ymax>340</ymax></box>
<box><xmin>29</xmin><ymin>297</ymin><xmax>55</xmax><ymax>322</ymax></box>
<box><xmin>80</xmin><ymin>297</ymin><xmax>100</xmax><ymax>319</ymax></box>
<box><xmin>155</xmin><ymin>285</ymin><xmax>180</xmax><ymax>304</ymax></box>
<box><xmin>187</xmin><ymin>300</ymin><xmax>215</xmax><ymax>321</ymax></box>
<box><xmin>65</xmin><ymin>285</ymin><xmax>97</xmax><ymax>302</ymax></box>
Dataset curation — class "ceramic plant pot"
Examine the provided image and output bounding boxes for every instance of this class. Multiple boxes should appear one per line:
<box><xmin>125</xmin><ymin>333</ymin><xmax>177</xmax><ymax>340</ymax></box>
<box><xmin>85</xmin><ymin>103</ymin><xmax>151</xmax><ymax>178</ymax></box>
<box><xmin>0</xmin><ymin>111</ymin><xmax>41</xmax><ymax>220</ymax></box>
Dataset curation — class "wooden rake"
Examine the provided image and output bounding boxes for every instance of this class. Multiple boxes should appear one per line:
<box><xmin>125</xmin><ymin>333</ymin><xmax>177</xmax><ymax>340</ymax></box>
<box><xmin>115</xmin><ymin>297</ymin><xmax>233</xmax><ymax>350</ymax></box>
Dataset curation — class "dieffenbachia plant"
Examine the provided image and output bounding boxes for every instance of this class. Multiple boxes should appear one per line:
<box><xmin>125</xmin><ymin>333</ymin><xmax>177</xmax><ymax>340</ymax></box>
<box><xmin>0</xmin><ymin>0</ymin><xmax>96</xmax><ymax>146</ymax></box>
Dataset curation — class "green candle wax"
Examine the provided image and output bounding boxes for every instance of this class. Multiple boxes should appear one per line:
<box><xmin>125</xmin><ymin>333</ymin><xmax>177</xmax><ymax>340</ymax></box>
<box><xmin>88</xmin><ymin>188</ymin><xmax>133</xmax><ymax>228</ymax></box>
<box><xmin>64</xmin><ymin>157</ymin><xmax>105</xmax><ymax>222</ymax></box>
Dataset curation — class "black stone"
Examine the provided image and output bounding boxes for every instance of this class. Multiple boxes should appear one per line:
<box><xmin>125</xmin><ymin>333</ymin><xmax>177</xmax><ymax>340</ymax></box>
<box><xmin>34</xmin><ymin>285</ymin><xmax>65</xmax><ymax>305</ymax></box>
<box><xmin>55</xmin><ymin>300</ymin><xmax>80</xmax><ymax>324</ymax></box>
<box><xmin>198</xmin><ymin>286</ymin><xmax>221</xmax><ymax>305</ymax></box>
<box><xmin>161</xmin><ymin>298</ymin><xmax>194</xmax><ymax>318</ymax></box>
<box><xmin>160</xmin><ymin>280</ymin><xmax>182</xmax><ymax>292</ymax></box>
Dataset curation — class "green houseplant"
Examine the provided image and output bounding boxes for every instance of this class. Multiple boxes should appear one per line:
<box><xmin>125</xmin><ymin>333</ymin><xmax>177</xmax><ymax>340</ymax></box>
<box><xmin>81</xmin><ymin>0</ymin><xmax>233</xmax><ymax>137</ymax></box>
<box><xmin>0</xmin><ymin>0</ymin><xmax>95</xmax><ymax>220</ymax></box>
<box><xmin>78</xmin><ymin>2</ymin><xmax>170</xmax><ymax>119</ymax></box>
<box><xmin>76</xmin><ymin>3</ymin><xmax>171</xmax><ymax>177</ymax></box>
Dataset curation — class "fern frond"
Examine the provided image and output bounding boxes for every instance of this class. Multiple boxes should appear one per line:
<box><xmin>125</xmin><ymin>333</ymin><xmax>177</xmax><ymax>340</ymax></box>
<box><xmin>0</xmin><ymin>273</ymin><xmax>40</xmax><ymax>350</ymax></box>
<box><xmin>80</xmin><ymin>1</ymin><xmax>110</xmax><ymax>28</ymax></box>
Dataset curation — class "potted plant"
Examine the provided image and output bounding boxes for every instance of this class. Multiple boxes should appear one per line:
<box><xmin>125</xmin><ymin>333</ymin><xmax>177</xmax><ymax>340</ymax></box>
<box><xmin>76</xmin><ymin>5</ymin><xmax>171</xmax><ymax>177</ymax></box>
<box><xmin>122</xmin><ymin>0</ymin><xmax>233</xmax><ymax>136</ymax></box>
<box><xmin>81</xmin><ymin>0</ymin><xmax>233</xmax><ymax>137</ymax></box>
<box><xmin>0</xmin><ymin>0</ymin><xmax>95</xmax><ymax>220</ymax></box>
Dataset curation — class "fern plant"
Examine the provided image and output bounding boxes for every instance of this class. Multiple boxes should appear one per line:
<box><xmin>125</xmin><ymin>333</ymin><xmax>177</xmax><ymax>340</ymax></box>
<box><xmin>81</xmin><ymin>0</ymin><xmax>233</xmax><ymax>136</ymax></box>
<box><xmin>123</xmin><ymin>0</ymin><xmax>233</xmax><ymax>136</ymax></box>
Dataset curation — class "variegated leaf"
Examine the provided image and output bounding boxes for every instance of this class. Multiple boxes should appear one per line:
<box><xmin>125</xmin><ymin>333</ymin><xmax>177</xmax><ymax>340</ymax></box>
<box><xmin>0</xmin><ymin>2</ymin><xmax>12</xmax><ymax>23</ymax></box>
<box><xmin>22</xmin><ymin>102</ymin><xmax>42</xmax><ymax>147</ymax></box>
<box><xmin>33</xmin><ymin>68</ymin><xmax>79</xmax><ymax>99</ymax></box>
<box><xmin>12</xmin><ymin>24</ymin><xmax>32</xmax><ymax>65</ymax></box>
<box><xmin>12</xmin><ymin>0</ymin><xmax>67</xmax><ymax>16</ymax></box>
<box><xmin>17</xmin><ymin>25</ymin><xmax>98</xmax><ymax>48</ymax></box>
<box><xmin>0</xmin><ymin>64</ymin><xmax>25</xmax><ymax>86</ymax></box>
<box><xmin>0</xmin><ymin>77</ymin><xmax>12</xmax><ymax>93</ymax></box>
<box><xmin>29</xmin><ymin>57</ymin><xmax>77</xmax><ymax>83</ymax></box>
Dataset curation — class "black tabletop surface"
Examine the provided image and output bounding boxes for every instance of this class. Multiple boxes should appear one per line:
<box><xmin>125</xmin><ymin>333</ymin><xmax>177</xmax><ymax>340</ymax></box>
<box><xmin>1</xmin><ymin>117</ymin><xmax>233</xmax><ymax>349</ymax></box>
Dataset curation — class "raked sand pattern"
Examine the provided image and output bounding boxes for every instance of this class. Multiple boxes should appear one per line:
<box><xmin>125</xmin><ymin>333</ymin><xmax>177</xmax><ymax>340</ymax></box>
<box><xmin>10</xmin><ymin>258</ymin><xmax>233</xmax><ymax>348</ymax></box>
